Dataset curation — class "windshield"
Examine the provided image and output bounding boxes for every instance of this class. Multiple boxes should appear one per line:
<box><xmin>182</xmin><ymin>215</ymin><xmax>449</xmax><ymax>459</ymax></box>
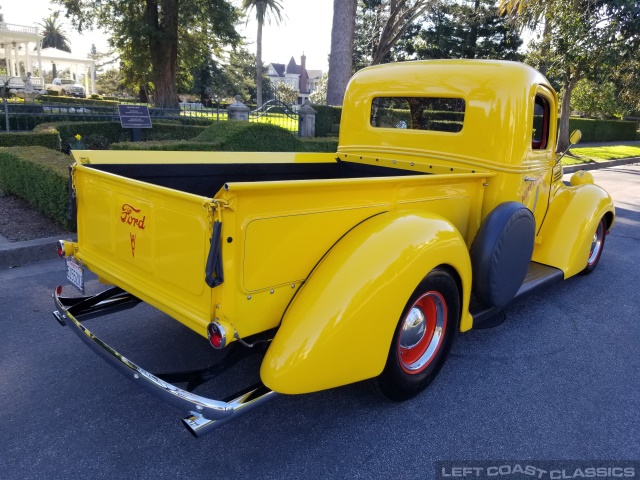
<box><xmin>61</xmin><ymin>80</ymin><xmax>75</xmax><ymax>85</ymax></box>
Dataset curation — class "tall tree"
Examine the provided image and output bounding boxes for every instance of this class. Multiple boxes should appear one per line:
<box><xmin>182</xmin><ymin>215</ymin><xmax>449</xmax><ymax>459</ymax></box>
<box><xmin>55</xmin><ymin>0</ymin><xmax>241</xmax><ymax>108</ymax></box>
<box><xmin>505</xmin><ymin>0</ymin><xmax>637</xmax><ymax>151</ymax></box>
<box><xmin>385</xmin><ymin>0</ymin><xmax>522</xmax><ymax>64</ymax></box>
<box><xmin>372</xmin><ymin>0</ymin><xmax>436</xmax><ymax>65</ymax></box>
<box><xmin>327</xmin><ymin>0</ymin><xmax>358</xmax><ymax>105</ymax></box>
<box><xmin>352</xmin><ymin>0</ymin><xmax>440</xmax><ymax>68</ymax></box>
<box><xmin>499</xmin><ymin>0</ymin><xmax>551</xmax><ymax>75</ymax></box>
<box><xmin>190</xmin><ymin>47</ymin><xmax>273</xmax><ymax>104</ymax></box>
<box><xmin>39</xmin><ymin>11</ymin><xmax>72</xmax><ymax>52</ymax></box>
<box><xmin>242</xmin><ymin>0</ymin><xmax>284</xmax><ymax>107</ymax></box>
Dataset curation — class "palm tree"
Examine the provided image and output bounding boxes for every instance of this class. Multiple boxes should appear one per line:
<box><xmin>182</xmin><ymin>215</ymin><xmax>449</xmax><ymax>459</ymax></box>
<box><xmin>39</xmin><ymin>12</ymin><xmax>71</xmax><ymax>79</ymax></box>
<box><xmin>499</xmin><ymin>0</ymin><xmax>550</xmax><ymax>75</ymax></box>
<box><xmin>242</xmin><ymin>0</ymin><xmax>284</xmax><ymax>107</ymax></box>
<box><xmin>39</xmin><ymin>12</ymin><xmax>72</xmax><ymax>52</ymax></box>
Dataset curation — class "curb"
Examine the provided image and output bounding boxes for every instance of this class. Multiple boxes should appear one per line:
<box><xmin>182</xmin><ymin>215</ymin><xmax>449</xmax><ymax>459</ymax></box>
<box><xmin>0</xmin><ymin>235</ymin><xmax>76</xmax><ymax>270</ymax></box>
<box><xmin>0</xmin><ymin>157</ymin><xmax>638</xmax><ymax>269</ymax></box>
<box><xmin>563</xmin><ymin>156</ymin><xmax>640</xmax><ymax>173</ymax></box>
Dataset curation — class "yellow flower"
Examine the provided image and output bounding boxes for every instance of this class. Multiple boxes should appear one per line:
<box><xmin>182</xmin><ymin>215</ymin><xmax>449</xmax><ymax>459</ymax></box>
<box><xmin>75</xmin><ymin>134</ymin><xmax>82</xmax><ymax>141</ymax></box>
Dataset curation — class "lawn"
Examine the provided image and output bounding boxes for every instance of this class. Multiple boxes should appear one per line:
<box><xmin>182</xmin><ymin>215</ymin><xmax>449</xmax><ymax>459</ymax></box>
<box><xmin>562</xmin><ymin>145</ymin><xmax>640</xmax><ymax>165</ymax></box>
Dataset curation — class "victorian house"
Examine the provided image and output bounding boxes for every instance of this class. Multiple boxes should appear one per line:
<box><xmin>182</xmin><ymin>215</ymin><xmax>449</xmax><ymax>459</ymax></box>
<box><xmin>266</xmin><ymin>54</ymin><xmax>322</xmax><ymax>104</ymax></box>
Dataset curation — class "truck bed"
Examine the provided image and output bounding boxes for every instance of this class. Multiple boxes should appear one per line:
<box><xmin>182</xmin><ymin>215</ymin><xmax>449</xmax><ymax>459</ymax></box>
<box><xmin>87</xmin><ymin>160</ymin><xmax>426</xmax><ymax>197</ymax></box>
<box><xmin>71</xmin><ymin>151</ymin><xmax>491</xmax><ymax>340</ymax></box>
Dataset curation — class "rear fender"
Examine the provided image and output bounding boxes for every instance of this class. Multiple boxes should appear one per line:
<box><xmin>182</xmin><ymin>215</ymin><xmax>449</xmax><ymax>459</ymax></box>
<box><xmin>532</xmin><ymin>183</ymin><xmax>615</xmax><ymax>278</ymax></box>
<box><xmin>260</xmin><ymin>211</ymin><xmax>472</xmax><ymax>395</ymax></box>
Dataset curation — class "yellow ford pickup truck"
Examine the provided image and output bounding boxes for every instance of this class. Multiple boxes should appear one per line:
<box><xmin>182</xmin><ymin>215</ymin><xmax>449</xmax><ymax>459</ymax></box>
<box><xmin>53</xmin><ymin>60</ymin><xmax>614</xmax><ymax>437</ymax></box>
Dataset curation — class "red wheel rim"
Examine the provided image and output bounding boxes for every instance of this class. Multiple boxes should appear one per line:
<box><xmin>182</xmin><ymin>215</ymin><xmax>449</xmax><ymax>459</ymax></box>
<box><xmin>398</xmin><ymin>291</ymin><xmax>447</xmax><ymax>374</ymax></box>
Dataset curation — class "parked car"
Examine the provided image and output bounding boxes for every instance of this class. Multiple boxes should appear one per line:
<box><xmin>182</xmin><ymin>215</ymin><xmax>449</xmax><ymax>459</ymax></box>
<box><xmin>46</xmin><ymin>78</ymin><xmax>86</xmax><ymax>97</ymax></box>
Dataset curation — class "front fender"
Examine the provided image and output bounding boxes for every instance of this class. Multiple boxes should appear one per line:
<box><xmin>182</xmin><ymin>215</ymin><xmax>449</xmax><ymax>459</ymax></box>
<box><xmin>532</xmin><ymin>183</ymin><xmax>615</xmax><ymax>278</ymax></box>
<box><xmin>260</xmin><ymin>211</ymin><xmax>472</xmax><ymax>395</ymax></box>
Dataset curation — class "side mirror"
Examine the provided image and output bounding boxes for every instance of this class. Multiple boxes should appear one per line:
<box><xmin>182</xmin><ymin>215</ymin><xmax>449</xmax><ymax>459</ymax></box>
<box><xmin>569</xmin><ymin>129</ymin><xmax>582</xmax><ymax>145</ymax></box>
<box><xmin>556</xmin><ymin>129</ymin><xmax>583</xmax><ymax>165</ymax></box>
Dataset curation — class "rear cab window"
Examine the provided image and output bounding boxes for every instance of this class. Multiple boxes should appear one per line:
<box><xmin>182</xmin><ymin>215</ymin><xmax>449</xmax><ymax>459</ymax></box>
<box><xmin>370</xmin><ymin>97</ymin><xmax>465</xmax><ymax>133</ymax></box>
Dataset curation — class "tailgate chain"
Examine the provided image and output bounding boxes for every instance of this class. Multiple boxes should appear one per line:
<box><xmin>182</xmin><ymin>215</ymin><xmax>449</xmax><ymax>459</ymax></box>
<box><xmin>204</xmin><ymin>200</ymin><xmax>228</xmax><ymax>288</ymax></box>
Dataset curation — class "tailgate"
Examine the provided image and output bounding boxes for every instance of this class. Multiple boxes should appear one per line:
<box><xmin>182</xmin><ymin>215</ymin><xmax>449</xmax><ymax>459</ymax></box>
<box><xmin>72</xmin><ymin>163</ymin><xmax>213</xmax><ymax>337</ymax></box>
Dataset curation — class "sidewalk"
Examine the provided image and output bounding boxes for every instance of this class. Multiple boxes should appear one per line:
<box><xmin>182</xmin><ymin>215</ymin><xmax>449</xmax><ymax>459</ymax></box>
<box><xmin>1</xmin><ymin>155</ymin><xmax>638</xmax><ymax>270</ymax></box>
<box><xmin>0</xmin><ymin>234</ymin><xmax>76</xmax><ymax>269</ymax></box>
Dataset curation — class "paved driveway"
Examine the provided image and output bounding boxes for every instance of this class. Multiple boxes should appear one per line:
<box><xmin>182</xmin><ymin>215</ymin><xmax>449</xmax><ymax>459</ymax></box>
<box><xmin>0</xmin><ymin>164</ymin><xmax>638</xmax><ymax>479</ymax></box>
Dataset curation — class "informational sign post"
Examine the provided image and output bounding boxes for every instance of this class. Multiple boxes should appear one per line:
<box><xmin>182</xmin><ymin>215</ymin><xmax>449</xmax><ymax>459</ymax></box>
<box><xmin>118</xmin><ymin>104</ymin><xmax>152</xmax><ymax>141</ymax></box>
<box><xmin>118</xmin><ymin>105</ymin><xmax>152</xmax><ymax>128</ymax></box>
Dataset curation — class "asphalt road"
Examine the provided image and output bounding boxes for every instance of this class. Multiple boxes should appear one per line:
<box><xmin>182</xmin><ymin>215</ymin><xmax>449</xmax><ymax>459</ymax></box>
<box><xmin>1</xmin><ymin>164</ymin><xmax>639</xmax><ymax>479</ymax></box>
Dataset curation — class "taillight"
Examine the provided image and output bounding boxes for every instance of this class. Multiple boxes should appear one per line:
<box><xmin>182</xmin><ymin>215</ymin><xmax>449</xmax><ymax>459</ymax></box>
<box><xmin>207</xmin><ymin>321</ymin><xmax>228</xmax><ymax>349</ymax></box>
<box><xmin>57</xmin><ymin>240</ymin><xmax>66</xmax><ymax>258</ymax></box>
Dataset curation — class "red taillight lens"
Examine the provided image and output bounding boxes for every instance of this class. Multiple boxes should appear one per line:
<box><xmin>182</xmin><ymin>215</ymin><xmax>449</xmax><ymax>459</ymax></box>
<box><xmin>57</xmin><ymin>241</ymin><xmax>65</xmax><ymax>258</ymax></box>
<box><xmin>207</xmin><ymin>322</ymin><xmax>227</xmax><ymax>349</ymax></box>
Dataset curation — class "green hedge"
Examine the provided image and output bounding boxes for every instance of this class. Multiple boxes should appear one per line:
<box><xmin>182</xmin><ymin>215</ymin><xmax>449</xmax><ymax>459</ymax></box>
<box><xmin>0</xmin><ymin>146</ymin><xmax>73</xmax><ymax>228</ymax></box>
<box><xmin>39</xmin><ymin>95</ymin><xmax>121</xmax><ymax>107</ymax></box>
<box><xmin>39</xmin><ymin>95</ymin><xmax>140</xmax><ymax>106</ymax></box>
<box><xmin>194</xmin><ymin>122</ymin><xmax>300</xmax><ymax>151</ymax></box>
<box><xmin>566</xmin><ymin>118</ymin><xmax>638</xmax><ymax>142</ymax></box>
<box><xmin>112</xmin><ymin>137</ymin><xmax>339</xmax><ymax>152</ymax></box>
<box><xmin>313</xmin><ymin>105</ymin><xmax>342</xmax><ymax>137</ymax></box>
<box><xmin>112</xmin><ymin>122</ymin><xmax>338</xmax><ymax>152</ymax></box>
<box><xmin>34</xmin><ymin>121</ymin><xmax>207</xmax><ymax>150</ymax></box>
<box><xmin>300</xmin><ymin>138</ymin><xmax>339</xmax><ymax>152</ymax></box>
<box><xmin>0</xmin><ymin>131</ymin><xmax>61</xmax><ymax>150</ymax></box>
<box><xmin>111</xmin><ymin>140</ymin><xmax>222</xmax><ymax>151</ymax></box>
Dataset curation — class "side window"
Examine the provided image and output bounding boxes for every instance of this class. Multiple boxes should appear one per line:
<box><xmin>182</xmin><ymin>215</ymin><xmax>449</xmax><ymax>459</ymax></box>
<box><xmin>370</xmin><ymin>97</ymin><xmax>465</xmax><ymax>132</ymax></box>
<box><xmin>532</xmin><ymin>95</ymin><xmax>550</xmax><ymax>150</ymax></box>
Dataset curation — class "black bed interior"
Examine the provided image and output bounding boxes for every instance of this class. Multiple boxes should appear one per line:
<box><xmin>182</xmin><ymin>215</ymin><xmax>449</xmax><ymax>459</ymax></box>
<box><xmin>89</xmin><ymin>160</ymin><xmax>427</xmax><ymax>197</ymax></box>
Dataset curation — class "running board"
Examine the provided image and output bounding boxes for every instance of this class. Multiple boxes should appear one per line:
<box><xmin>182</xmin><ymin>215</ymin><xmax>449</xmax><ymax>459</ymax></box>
<box><xmin>471</xmin><ymin>262</ymin><xmax>564</xmax><ymax>329</ymax></box>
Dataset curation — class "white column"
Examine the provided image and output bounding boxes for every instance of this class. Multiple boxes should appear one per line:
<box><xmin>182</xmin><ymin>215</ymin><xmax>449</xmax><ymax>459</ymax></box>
<box><xmin>13</xmin><ymin>43</ymin><xmax>19</xmax><ymax>77</ymax></box>
<box><xmin>84</xmin><ymin>65</ymin><xmax>89</xmax><ymax>96</ymax></box>
<box><xmin>6</xmin><ymin>48</ymin><xmax>13</xmax><ymax>78</ymax></box>
<box><xmin>25</xmin><ymin>42</ymin><xmax>31</xmax><ymax>76</ymax></box>
<box><xmin>36</xmin><ymin>41</ymin><xmax>42</xmax><ymax>80</ymax></box>
<box><xmin>7</xmin><ymin>44</ymin><xmax>13</xmax><ymax>77</ymax></box>
<box><xmin>90</xmin><ymin>63</ymin><xmax>95</xmax><ymax>94</ymax></box>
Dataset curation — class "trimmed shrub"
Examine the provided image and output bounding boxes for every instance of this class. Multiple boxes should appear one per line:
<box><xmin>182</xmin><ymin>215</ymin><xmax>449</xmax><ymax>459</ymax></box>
<box><xmin>111</xmin><ymin>123</ymin><xmax>339</xmax><ymax>153</ymax></box>
<box><xmin>39</xmin><ymin>95</ymin><xmax>120</xmax><ymax>107</ymax></box>
<box><xmin>566</xmin><ymin>118</ymin><xmax>639</xmax><ymax>142</ymax></box>
<box><xmin>111</xmin><ymin>140</ymin><xmax>222</xmax><ymax>151</ymax></box>
<box><xmin>194</xmin><ymin>122</ymin><xmax>301</xmax><ymax>151</ymax></box>
<box><xmin>0</xmin><ymin>131</ymin><xmax>61</xmax><ymax>150</ymax></box>
<box><xmin>0</xmin><ymin>146</ymin><xmax>73</xmax><ymax>228</ymax></box>
<box><xmin>34</xmin><ymin>121</ymin><xmax>207</xmax><ymax>151</ymax></box>
<box><xmin>300</xmin><ymin>138</ymin><xmax>339</xmax><ymax>152</ymax></box>
<box><xmin>313</xmin><ymin>105</ymin><xmax>342</xmax><ymax>137</ymax></box>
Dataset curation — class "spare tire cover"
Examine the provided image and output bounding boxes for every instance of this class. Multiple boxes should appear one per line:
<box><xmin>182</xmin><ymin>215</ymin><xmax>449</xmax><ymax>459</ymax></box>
<box><xmin>470</xmin><ymin>202</ymin><xmax>535</xmax><ymax>308</ymax></box>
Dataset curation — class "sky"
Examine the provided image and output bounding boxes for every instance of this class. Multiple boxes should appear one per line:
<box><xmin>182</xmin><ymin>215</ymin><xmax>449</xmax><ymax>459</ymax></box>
<box><xmin>0</xmin><ymin>0</ymin><xmax>334</xmax><ymax>72</ymax></box>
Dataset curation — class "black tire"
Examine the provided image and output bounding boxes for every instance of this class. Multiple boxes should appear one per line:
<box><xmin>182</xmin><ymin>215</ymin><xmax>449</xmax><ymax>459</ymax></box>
<box><xmin>580</xmin><ymin>218</ymin><xmax>606</xmax><ymax>275</ymax></box>
<box><xmin>374</xmin><ymin>267</ymin><xmax>459</xmax><ymax>401</ymax></box>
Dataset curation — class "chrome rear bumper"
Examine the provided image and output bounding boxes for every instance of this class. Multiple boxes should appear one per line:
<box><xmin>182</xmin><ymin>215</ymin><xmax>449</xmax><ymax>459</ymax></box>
<box><xmin>53</xmin><ymin>286</ymin><xmax>277</xmax><ymax>437</ymax></box>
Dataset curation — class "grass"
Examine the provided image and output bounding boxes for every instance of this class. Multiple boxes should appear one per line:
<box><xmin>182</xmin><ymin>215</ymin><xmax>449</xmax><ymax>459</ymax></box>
<box><xmin>563</xmin><ymin>145</ymin><xmax>640</xmax><ymax>166</ymax></box>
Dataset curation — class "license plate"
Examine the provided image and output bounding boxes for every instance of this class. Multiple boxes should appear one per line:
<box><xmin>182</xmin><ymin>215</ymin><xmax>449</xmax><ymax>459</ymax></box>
<box><xmin>66</xmin><ymin>257</ymin><xmax>84</xmax><ymax>293</ymax></box>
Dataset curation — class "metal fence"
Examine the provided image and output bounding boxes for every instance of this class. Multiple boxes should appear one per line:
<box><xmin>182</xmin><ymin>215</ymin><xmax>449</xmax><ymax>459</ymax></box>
<box><xmin>0</xmin><ymin>97</ymin><xmax>230</xmax><ymax>132</ymax></box>
<box><xmin>249</xmin><ymin>98</ymin><xmax>300</xmax><ymax>134</ymax></box>
<box><xmin>0</xmin><ymin>96</ymin><xmax>301</xmax><ymax>135</ymax></box>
